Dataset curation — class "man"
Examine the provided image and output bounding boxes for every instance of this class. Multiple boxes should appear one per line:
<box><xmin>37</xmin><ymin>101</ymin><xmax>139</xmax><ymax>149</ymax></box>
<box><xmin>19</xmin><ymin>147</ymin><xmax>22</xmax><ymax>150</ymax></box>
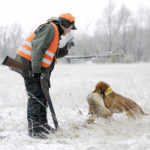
<box><xmin>14</xmin><ymin>13</ymin><xmax>76</xmax><ymax>138</ymax></box>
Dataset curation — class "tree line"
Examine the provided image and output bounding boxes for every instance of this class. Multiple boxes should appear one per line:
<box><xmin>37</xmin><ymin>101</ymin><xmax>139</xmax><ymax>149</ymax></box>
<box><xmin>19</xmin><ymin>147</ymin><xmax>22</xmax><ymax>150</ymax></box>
<box><xmin>72</xmin><ymin>0</ymin><xmax>150</xmax><ymax>62</ymax></box>
<box><xmin>0</xmin><ymin>24</ymin><xmax>23</xmax><ymax>61</ymax></box>
<box><xmin>1</xmin><ymin>0</ymin><xmax>150</xmax><ymax>63</ymax></box>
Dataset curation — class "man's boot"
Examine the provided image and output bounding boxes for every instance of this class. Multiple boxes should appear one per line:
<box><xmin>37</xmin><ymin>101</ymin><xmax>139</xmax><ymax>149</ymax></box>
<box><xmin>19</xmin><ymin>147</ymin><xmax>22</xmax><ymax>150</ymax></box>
<box><xmin>28</xmin><ymin>118</ymin><xmax>47</xmax><ymax>139</ymax></box>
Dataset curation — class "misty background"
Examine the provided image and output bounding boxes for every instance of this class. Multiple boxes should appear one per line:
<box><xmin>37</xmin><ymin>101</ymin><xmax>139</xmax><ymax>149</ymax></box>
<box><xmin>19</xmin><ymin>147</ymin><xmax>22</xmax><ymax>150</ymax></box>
<box><xmin>1</xmin><ymin>0</ymin><xmax>150</xmax><ymax>63</ymax></box>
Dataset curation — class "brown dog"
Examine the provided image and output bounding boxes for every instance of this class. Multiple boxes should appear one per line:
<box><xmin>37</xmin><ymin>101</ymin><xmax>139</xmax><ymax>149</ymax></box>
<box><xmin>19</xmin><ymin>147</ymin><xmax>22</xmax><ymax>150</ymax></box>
<box><xmin>93</xmin><ymin>81</ymin><xmax>146</xmax><ymax>119</ymax></box>
<box><xmin>86</xmin><ymin>92</ymin><xmax>113</xmax><ymax>123</ymax></box>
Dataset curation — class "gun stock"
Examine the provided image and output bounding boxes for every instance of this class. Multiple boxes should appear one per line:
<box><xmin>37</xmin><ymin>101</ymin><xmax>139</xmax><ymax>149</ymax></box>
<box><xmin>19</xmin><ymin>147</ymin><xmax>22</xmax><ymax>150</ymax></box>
<box><xmin>2</xmin><ymin>56</ymin><xmax>30</xmax><ymax>72</ymax></box>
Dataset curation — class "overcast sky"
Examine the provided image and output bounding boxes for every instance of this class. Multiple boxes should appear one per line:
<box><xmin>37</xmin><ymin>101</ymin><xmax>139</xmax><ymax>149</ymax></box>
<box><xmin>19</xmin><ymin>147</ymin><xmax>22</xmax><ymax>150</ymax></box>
<box><xmin>0</xmin><ymin>0</ymin><xmax>150</xmax><ymax>35</ymax></box>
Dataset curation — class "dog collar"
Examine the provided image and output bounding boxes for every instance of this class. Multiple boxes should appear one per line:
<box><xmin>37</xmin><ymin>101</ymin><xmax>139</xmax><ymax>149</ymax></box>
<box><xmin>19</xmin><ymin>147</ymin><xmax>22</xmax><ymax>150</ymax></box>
<box><xmin>104</xmin><ymin>87</ymin><xmax>112</xmax><ymax>96</ymax></box>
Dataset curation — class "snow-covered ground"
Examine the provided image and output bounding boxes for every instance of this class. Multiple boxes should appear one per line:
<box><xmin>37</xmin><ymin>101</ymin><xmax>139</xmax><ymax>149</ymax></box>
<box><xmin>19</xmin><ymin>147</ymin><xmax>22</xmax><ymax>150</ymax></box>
<box><xmin>0</xmin><ymin>63</ymin><xmax>150</xmax><ymax>150</ymax></box>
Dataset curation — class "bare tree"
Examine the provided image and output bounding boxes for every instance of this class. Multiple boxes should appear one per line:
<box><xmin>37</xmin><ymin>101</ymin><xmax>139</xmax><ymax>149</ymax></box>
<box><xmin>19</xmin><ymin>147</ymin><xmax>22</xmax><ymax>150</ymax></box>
<box><xmin>101</xmin><ymin>0</ymin><xmax>129</xmax><ymax>54</ymax></box>
<box><xmin>142</xmin><ymin>8</ymin><xmax>150</xmax><ymax>61</ymax></box>
<box><xmin>118</xmin><ymin>4</ymin><xmax>131</xmax><ymax>54</ymax></box>
<box><xmin>0</xmin><ymin>26</ymin><xmax>10</xmax><ymax>59</ymax></box>
<box><xmin>0</xmin><ymin>24</ymin><xmax>23</xmax><ymax>60</ymax></box>
<box><xmin>104</xmin><ymin>0</ymin><xmax>116</xmax><ymax>53</ymax></box>
<box><xmin>9</xmin><ymin>24</ymin><xmax>24</xmax><ymax>57</ymax></box>
<box><xmin>135</xmin><ymin>6</ymin><xmax>147</xmax><ymax>61</ymax></box>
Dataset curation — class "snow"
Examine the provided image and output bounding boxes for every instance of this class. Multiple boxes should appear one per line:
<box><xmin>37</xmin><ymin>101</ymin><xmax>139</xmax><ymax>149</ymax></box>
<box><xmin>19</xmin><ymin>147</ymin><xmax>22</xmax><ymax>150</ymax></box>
<box><xmin>0</xmin><ymin>63</ymin><xmax>150</xmax><ymax>150</ymax></box>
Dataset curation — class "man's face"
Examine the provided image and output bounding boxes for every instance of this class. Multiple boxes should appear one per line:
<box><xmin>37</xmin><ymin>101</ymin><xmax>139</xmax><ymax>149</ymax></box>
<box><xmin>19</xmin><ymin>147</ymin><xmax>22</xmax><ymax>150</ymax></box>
<box><xmin>61</xmin><ymin>25</ymin><xmax>73</xmax><ymax>35</ymax></box>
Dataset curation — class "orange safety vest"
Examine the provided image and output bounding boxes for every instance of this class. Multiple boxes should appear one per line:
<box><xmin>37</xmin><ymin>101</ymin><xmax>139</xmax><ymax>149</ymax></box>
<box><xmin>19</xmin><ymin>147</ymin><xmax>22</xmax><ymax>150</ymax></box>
<box><xmin>16</xmin><ymin>22</ymin><xmax>59</xmax><ymax>68</ymax></box>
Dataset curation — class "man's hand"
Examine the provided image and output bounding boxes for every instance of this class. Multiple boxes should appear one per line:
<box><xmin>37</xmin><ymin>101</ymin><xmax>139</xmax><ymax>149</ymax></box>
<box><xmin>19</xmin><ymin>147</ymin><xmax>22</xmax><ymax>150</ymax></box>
<box><xmin>29</xmin><ymin>71</ymin><xmax>41</xmax><ymax>80</ymax></box>
<box><xmin>33</xmin><ymin>73</ymin><xmax>41</xmax><ymax>80</ymax></box>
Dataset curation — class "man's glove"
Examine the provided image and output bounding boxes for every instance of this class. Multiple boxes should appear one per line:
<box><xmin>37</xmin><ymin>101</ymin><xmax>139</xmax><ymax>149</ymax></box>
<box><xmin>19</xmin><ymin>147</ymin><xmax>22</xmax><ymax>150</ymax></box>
<box><xmin>65</xmin><ymin>37</ymin><xmax>75</xmax><ymax>50</ymax></box>
<box><xmin>29</xmin><ymin>71</ymin><xmax>41</xmax><ymax>80</ymax></box>
<box><xmin>33</xmin><ymin>73</ymin><xmax>41</xmax><ymax>80</ymax></box>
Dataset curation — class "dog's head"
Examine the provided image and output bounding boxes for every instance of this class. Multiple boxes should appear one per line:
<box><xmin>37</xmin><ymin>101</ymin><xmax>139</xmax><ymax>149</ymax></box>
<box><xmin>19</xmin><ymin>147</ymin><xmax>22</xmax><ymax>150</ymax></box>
<box><xmin>93</xmin><ymin>81</ymin><xmax>110</xmax><ymax>94</ymax></box>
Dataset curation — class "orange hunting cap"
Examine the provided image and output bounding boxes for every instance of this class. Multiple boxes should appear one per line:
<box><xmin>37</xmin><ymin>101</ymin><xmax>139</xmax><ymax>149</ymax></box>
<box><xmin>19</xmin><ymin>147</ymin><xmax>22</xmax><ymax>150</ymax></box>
<box><xmin>59</xmin><ymin>13</ymin><xmax>77</xmax><ymax>30</ymax></box>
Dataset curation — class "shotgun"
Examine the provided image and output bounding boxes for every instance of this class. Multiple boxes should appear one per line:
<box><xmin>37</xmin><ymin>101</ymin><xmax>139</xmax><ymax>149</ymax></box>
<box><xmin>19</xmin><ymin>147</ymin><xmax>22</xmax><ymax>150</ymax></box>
<box><xmin>2</xmin><ymin>56</ymin><xmax>59</xmax><ymax>130</ymax></box>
